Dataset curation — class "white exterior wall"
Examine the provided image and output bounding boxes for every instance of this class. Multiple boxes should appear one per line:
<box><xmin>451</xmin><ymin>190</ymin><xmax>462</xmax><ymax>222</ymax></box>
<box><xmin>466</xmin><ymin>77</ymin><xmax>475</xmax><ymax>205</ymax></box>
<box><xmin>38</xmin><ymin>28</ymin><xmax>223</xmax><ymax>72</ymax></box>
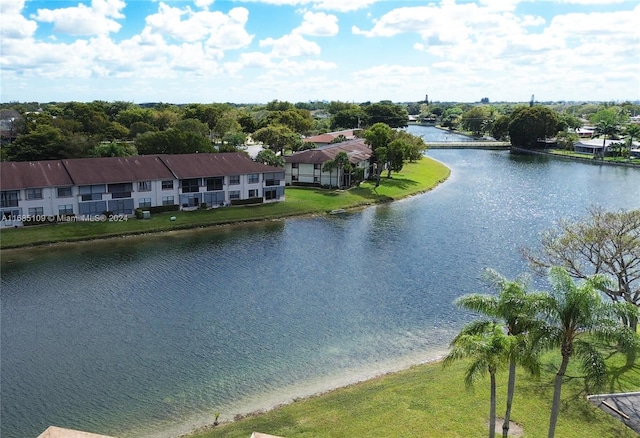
<box><xmin>2</xmin><ymin>172</ymin><xmax>285</xmax><ymax>227</ymax></box>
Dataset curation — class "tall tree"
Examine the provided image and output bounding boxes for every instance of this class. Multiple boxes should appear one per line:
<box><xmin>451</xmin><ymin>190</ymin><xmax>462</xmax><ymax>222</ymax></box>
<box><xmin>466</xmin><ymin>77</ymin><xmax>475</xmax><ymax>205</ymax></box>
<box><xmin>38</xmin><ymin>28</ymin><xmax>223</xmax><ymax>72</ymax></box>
<box><xmin>255</xmin><ymin>149</ymin><xmax>285</xmax><ymax>168</ymax></box>
<box><xmin>252</xmin><ymin>124</ymin><xmax>302</xmax><ymax>155</ymax></box>
<box><xmin>508</xmin><ymin>106</ymin><xmax>559</xmax><ymax>148</ymax></box>
<box><xmin>523</xmin><ymin>207</ymin><xmax>640</xmax><ymax>331</ymax></box>
<box><xmin>362</xmin><ymin>101</ymin><xmax>408</xmax><ymax>128</ymax></box>
<box><xmin>535</xmin><ymin>267</ymin><xmax>638</xmax><ymax>438</ymax></box>
<box><xmin>444</xmin><ymin>322</ymin><xmax>513</xmax><ymax>438</ymax></box>
<box><xmin>456</xmin><ymin>269</ymin><xmax>544</xmax><ymax>437</ymax></box>
<box><xmin>590</xmin><ymin>108</ymin><xmax>624</xmax><ymax>159</ymax></box>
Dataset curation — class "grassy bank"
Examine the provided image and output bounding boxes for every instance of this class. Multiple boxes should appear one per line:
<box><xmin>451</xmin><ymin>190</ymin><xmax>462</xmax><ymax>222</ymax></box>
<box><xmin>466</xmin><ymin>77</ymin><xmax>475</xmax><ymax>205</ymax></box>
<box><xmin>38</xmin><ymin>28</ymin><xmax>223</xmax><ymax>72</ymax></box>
<box><xmin>187</xmin><ymin>351</ymin><xmax>639</xmax><ymax>438</ymax></box>
<box><xmin>0</xmin><ymin>158</ymin><xmax>450</xmax><ymax>250</ymax></box>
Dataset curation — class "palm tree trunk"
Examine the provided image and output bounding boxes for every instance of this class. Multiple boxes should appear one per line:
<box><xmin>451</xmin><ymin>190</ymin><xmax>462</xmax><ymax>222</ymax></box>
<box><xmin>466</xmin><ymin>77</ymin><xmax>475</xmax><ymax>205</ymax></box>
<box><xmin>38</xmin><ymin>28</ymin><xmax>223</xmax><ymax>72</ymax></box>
<box><xmin>502</xmin><ymin>358</ymin><xmax>517</xmax><ymax>437</ymax></box>
<box><xmin>548</xmin><ymin>354</ymin><xmax>570</xmax><ymax>438</ymax></box>
<box><xmin>490</xmin><ymin>372</ymin><xmax>496</xmax><ymax>438</ymax></box>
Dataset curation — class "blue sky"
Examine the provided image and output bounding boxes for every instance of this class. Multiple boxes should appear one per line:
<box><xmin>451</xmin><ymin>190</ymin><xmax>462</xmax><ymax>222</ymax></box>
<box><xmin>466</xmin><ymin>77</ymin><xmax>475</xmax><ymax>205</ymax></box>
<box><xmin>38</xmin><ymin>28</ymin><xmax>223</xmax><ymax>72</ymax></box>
<box><xmin>1</xmin><ymin>0</ymin><xmax>638</xmax><ymax>104</ymax></box>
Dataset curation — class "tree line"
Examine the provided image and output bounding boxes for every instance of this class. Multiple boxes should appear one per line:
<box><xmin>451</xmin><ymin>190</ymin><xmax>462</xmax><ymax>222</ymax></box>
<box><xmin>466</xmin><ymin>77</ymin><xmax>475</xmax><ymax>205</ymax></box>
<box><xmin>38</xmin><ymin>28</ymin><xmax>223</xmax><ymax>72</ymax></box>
<box><xmin>444</xmin><ymin>207</ymin><xmax>640</xmax><ymax>438</ymax></box>
<box><xmin>0</xmin><ymin>99</ymin><xmax>410</xmax><ymax>163</ymax></box>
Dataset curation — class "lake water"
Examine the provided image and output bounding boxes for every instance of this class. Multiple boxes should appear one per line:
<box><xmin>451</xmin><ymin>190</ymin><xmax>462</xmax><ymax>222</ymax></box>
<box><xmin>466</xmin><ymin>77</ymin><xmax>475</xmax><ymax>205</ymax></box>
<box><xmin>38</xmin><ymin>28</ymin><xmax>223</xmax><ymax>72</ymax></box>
<box><xmin>2</xmin><ymin>127</ymin><xmax>639</xmax><ymax>437</ymax></box>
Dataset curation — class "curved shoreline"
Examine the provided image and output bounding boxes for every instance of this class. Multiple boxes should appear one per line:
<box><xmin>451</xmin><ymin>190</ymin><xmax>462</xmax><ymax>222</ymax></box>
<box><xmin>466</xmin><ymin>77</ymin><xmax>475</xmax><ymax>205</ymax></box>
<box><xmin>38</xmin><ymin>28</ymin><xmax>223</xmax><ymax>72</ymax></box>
<box><xmin>0</xmin><ymin>158</ymin><xmax>451</xmax><ymax>253</ymax></box>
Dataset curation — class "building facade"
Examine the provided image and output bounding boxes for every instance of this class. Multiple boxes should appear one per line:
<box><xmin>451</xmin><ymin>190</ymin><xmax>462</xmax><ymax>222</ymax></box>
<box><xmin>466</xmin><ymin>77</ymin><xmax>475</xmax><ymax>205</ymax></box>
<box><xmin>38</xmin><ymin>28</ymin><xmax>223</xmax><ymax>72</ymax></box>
<box><xmin>0</xmin><ymin>153</ymin><xmax>285</xmax><ymax>227</ymax></box>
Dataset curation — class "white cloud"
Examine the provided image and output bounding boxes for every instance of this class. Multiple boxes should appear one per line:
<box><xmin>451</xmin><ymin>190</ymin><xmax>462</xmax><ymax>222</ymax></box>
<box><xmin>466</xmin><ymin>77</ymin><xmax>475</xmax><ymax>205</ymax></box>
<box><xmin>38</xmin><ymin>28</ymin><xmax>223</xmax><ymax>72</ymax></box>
<box><xmin>293</xmin><ymin>11</ymin><xmax>339</xmax><ymax>36</ymax></box>
<box><xmin>235</xmin><ymin>0</ymin><xmax>380</xmax><ymax>12</ymax></box>
<box><xmin>260</xmin><ymin>33</ymin><xmax>321</xmax><ymax>57</ymax></box>
<box><xmin>143</xmin><ymin>4</ymin><xmax>253</xmax><ymax>49</ymax></box>
<box><xmin>31</xmin><ymin>0</ymin><xmax>125</xmax><ymax>36</ymax></box>
<box><xmin>0</xmin><ymin>0</ymin><xmax>38</xmax><ymax>40</ymax></box>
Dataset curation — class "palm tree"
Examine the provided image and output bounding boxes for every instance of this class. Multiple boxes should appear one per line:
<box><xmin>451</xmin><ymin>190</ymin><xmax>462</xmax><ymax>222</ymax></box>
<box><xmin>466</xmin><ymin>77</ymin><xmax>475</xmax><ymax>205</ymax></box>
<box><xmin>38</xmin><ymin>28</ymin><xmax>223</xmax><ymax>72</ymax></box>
<box><xmin>537</xmin><ymin>267</ymin><xmax>638</xmax><ymax>438</ymax></box>
<box><xmin>455</xmin><ymin>269</ymin><xmax>544</xmax><ymax>437</ymax></box>
<box><xmin>444</xmin><ymin>321</ymin><xmax>513</xmax><ymax>438</ymax></box>
<box><xmin>322</xmin><ymin>159</ymin><xmax>336</xmax><ymax>187</ymax></box>
<box><xmin>594</xmin><ymin>119</ymin><xmax>619</xmax><ymax>160</ymax></box>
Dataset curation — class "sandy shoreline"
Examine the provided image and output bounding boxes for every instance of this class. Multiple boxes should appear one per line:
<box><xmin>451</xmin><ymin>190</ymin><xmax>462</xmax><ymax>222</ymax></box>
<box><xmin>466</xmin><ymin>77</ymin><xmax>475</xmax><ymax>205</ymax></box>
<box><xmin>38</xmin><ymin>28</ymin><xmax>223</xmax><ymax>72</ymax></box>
<box><xmin>166</xmin><ymin>350</ymin><xmax>448</xmax><ymax>438</ymax></box>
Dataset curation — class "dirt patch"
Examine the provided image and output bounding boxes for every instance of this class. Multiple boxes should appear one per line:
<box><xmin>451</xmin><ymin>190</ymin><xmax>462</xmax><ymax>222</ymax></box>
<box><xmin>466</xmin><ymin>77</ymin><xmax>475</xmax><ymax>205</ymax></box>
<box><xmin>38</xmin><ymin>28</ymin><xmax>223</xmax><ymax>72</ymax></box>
<box><xmin>492</xmin><ymin>419</ymin><xmax>524</xmax><ymax>437</ymax></box>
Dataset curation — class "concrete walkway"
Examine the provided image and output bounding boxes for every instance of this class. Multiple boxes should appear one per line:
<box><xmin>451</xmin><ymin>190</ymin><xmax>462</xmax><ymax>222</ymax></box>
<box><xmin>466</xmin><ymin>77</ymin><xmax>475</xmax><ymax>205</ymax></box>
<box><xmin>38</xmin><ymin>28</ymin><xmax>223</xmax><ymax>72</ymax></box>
<box><xmin>588</xmin><ymin>392</ymin><xmax>640</xmax><ymax>435</ymax></box>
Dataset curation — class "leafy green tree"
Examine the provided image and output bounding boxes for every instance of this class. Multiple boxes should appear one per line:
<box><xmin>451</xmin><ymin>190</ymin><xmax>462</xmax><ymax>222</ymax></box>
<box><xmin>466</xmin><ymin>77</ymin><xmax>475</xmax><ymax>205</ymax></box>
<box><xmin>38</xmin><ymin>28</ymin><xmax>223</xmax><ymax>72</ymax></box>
<box><xmin>223</xmin><ymin>130</ymin><xmax>247</xmax><ymax>147</ymax></box>
<box><xmin>362</xmin><ymin>101</ymin><xmax>408</xmax><ymax>128</ymax></box>
<box><xmin>259</xmin><ymin>108</ymin><xmax>314</xmax><ymax>135</ymax></box>
<box><xmin>255</xmin><ymin>148</ymin><xmax>285</xmax><ymax>167</ymax></box>
<box><xmin>331</xmin><ymin>106</ymin><xmax>366</xmax><ymax>130</ymax></box>
<box><xmin>116</xmin><ymin>107</ymin><xmax>154</xmax><ymax>128</ymax></box>
<box><xmin>7</xmin><ymin>125</ymin><xmax>64</xmax><ymax>161</ymax></box>
<box><xmin>461</xmin><ymin>106</ymin><xmax>491</xmax><ymax>136</ymax></box>
<box><xmin>523</xmin><ymin>207</ymin><xmax>640</xmax><ymax>331</ymax></box>
<box><xmin>490</xmin><ymin>115</ymin><xmax>510</xmax><ymax>141</ymax></box>
<box><xmin>152</xmin><ymin>109</ymin><xmax>179</xmax><ymax>131</ymax></box>
<box><xmin>363</xmin><ymin>122</ymin><xmax>393</xmax><ymax>150</ymax></box>
<box><xmin>174</xmin><ymin>118</ymin><xmax>210</xmax><ymax>137</ymax></box>
<box><xmin>252</xmin><ymin>124</ymin><xmax>302</xmax><ymax>155</ymax></box>
<box><xmin>90</xmin><ymin>141</ymin><xmax>136</xmax><ymax>157</ymax></box>
<box><xmin>382</xmin><ymin>139</ymin><xmax>406</xmax><ymax>178</ymax></box>
<box><xmin>508</xmin><ymin>106</ymin><xmax>559</xmax><ymax>148</ymax></box>
<box><xmin>456</xmin><ymin>269</ymin><xmax>544</xmax><ymax>438</ymax></box>
<box><xmin>214</xmin><ymin>115</ymin><xmax>242</xmax><ymax>144</ymax></box>
<box><xmin>135</xmin><ymin>129</ymin><xmax>213</xmax><ymax>155</ymax></box>
<box><xmin>444</xmin><ymin>322</ymin><xmax>514</xmax><ymax>438</ymax></box>
<box><xmin>129</xmin><ymin>121</ymin><xmax>157</xmax><ymax>139</ymax></box>
<box><xmin>536</xmin><ymin>267</ymin><xmax>638</xmax><ymax>438</ymax></box>
<box><xmin>625</xmin><ymin>123</ymin><xmax>640</xmax><ymax>145</ymax></box>
<box><xmin>394</xmin><ymin>130</ymin><xmax>427</xmax><ymax>162</ymax></box>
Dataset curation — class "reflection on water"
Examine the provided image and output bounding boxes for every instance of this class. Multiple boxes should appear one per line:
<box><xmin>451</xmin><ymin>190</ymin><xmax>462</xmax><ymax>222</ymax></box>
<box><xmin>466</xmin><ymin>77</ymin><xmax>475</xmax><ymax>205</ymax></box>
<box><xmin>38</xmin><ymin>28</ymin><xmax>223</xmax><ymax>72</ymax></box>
<box><xmin>2</xmin><ymin>144</ymin><xmax>639</xmax><ymax>438</ymax></box>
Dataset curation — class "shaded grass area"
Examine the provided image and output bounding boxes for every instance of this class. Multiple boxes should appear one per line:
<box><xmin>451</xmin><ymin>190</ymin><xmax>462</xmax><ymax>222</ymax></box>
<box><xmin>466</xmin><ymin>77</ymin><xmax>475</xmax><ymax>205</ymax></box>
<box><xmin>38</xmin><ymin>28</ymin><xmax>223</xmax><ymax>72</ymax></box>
<box><xmin>188</xmin><ymin>352</ymin><xmax>639</xmax><ymax>438</ymax></box>
<box><xmin>0</xmin><ymin>158</ymin><xmax>450</xmax><ymax>250</ymax></box>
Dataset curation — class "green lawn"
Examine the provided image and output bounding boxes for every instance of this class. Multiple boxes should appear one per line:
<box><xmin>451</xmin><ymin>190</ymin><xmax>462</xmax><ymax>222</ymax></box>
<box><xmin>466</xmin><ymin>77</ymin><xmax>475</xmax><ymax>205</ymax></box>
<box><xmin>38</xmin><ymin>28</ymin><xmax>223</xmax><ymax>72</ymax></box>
<box><xmin>188</xmin><ymin>351</ymin><xmax>639</xmax><ymax>438</ymax></box>
<box><xmin>0</xmin><ymin>158</ymin><xmax>450</xmax><ymax>249</ymax></box>
<box><xmin>548</xmin><ymin>149</ymin><xmax>640</xmax><ymax>165</ymax></box>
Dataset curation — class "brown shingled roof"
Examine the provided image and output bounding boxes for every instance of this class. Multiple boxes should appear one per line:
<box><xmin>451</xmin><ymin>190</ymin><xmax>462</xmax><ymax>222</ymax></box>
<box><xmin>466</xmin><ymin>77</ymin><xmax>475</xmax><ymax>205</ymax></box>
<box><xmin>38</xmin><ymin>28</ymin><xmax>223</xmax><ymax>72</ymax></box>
<box><xmin>0</xmin><ymin>160</ymin><xmax>73</xmax><ymax>190</ymax></box>
<box><xmin>61</xmin><ymin>155</ymin><xmax>175</xmax><ymax>185</ymax></box>
<box><xmin>160</xmin><ymin>153</ymin><xmax>283</xmax><ymax>178</ymax></box>
<box><xmin>284</xmin><ymin>139</ymin><xmax>372</xmax><ymax>165</ymax></box>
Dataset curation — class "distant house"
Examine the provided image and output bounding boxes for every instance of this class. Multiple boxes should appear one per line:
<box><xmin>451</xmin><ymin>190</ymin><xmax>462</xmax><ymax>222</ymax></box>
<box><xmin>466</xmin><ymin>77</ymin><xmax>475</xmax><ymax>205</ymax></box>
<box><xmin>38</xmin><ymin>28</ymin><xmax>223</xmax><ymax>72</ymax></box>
<box><xmin>284</xmin><ymin>139</ymin><xmax>372</xmax><ymax>188</ymax></box>
<box><xmin>573</xmin><ymin>139</ymin><xmax>621</xmax><ymax>155</ymax></box>
<box><xmin>0</xmin><ymin>153</ymin><xmax>285</xmax><ymax>227</ymax></box>
<box><xmin>302</xmin><ymin>129</ymin><xmax>359</xmax><ymax>147</ymax></box>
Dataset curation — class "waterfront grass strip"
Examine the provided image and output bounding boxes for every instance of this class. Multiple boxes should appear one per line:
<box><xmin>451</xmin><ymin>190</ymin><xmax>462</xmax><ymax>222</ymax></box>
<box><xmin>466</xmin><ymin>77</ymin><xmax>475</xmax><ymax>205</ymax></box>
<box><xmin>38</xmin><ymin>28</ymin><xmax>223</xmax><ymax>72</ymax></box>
<box><xmin>0</xmin><ymin>158</ymin><xmax>450</xmax><ymax>249</ymax></box>
<box><xmin>188</xmin><ymin>351</ymin><xmax>639</xmax><ymax>438</ymax></box>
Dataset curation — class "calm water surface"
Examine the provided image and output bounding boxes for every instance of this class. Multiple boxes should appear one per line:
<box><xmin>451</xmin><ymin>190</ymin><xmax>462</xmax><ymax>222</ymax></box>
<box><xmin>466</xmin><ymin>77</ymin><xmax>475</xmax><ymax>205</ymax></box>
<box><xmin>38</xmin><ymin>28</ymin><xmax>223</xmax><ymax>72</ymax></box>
<box><xmin>2</xmin><ymin>130</ymin><xmax>639</xmax><ymax>437</ymax></box>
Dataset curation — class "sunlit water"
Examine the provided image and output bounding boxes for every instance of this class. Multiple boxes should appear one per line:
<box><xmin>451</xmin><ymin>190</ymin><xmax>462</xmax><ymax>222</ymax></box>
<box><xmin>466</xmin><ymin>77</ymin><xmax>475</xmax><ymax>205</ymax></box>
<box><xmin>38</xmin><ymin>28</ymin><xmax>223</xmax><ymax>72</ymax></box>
<box><xmin>2</xmin><ymin>129</ymin><xmax>639</xmax><ymax>437</ymax></box>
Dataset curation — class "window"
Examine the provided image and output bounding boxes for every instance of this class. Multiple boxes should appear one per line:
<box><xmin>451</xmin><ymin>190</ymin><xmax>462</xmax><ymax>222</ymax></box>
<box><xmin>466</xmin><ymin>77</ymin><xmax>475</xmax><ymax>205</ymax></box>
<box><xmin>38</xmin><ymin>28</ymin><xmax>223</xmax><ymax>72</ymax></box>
<box><xmin>292</xmin><ymin>175</ymin><xmax>298</xmax><ymax>181</ymax></box>
<box><xmin>108</xmin><ymin>183</ymin><xmax>133</xmax><ymax>199</ymax></box>
<box><xmin>314</xmin><ymin>177</ymin><xmax>319</xmax><ymax>183</ymax></box>
<box><xmin>162</xmin><ymin>196</ymin><xmax>174</xmax><ymax>206</ymax></box>
<box><xmin>58</xmin><ymin>204</ymin><xmax>73</xmax><ymax>215</ymax></box>
<box><xmin>161</xmin><ymin>180</ymin><xmax>174</xmax><ymax>190</ymax></box>
<box><xmin>79</xmin><ymin>185</ymin><xmax>106</xmax><ymax>201</ymax></box>
<box><xmin>248</xmin><ymin>173</ymin><xmax>259</xmax><ymax>184</ymax></box>
<box><xmin>314</xmin><ymin>164</ymin><xmax>321</xmax><ymax>170</ymax></box>
<box><xmin>292</xmin><ymin>163</ymin><xmax>299</xmax><ymax>169</ymax></box>
<box><xmin>206</xmin><ymin>177</ymin><xmax>224</xmax><ymax>191</ymax></box>
<box><xmin>139</xmin><ymin>198</ymin><xmax>152</xmax><ymax>208</ymax></box>
<box><xmin>57</xmin><ymin>187</ymin><xmax>72</xmax><ymax>198</ymax></box>
<box><xmin>180</xmin><ymin>178</ymin><xmax>200</xmax><ymax>193</ymax></box>
<box><xmin>28</xmin><ymin>207</ymin><xmax>44</xmax><ymax>216</ymax></box>
<box><xmin>229</xmin><ymin>175</ymin><xmax>240</xmax><ymax>185</ymax></box>
<box><xmin>1</xmin><ymin>191</ymin><xmax>20</xmax><ymax>208</ymax></box>
<box><xmin>229</xmin><ymin>190</ymin><xmax>240</xmax><ymax>200</ymax></box>
<box><xmin>26</xmin><ymin>188</ymin><xmax>43</xmax><ymax>200</ymax></box>
<box><xmin>138</xmin><ymin>181</ymin><xmax>151</xmax><ymax>192</ymax></box>
<box><xmin>265</xmin><ymin>189</ymin><xmax>277</xmax><ymax>200</ymax></box>
<box><xmin>248</xmin><ymin>189</ymin><xmax>259</xmax><ymax>198</ymax></box>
